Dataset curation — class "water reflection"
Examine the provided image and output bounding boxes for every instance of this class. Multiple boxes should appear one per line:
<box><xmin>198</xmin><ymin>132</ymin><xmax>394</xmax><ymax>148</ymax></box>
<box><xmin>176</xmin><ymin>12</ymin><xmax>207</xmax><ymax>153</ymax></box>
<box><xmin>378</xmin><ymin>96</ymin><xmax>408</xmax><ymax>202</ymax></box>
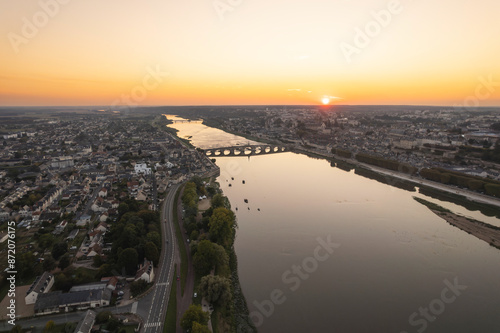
<box><xmin>166</xmin><ymin>115</ymin><xmax>500</xmax><ymax>333</ymax></box>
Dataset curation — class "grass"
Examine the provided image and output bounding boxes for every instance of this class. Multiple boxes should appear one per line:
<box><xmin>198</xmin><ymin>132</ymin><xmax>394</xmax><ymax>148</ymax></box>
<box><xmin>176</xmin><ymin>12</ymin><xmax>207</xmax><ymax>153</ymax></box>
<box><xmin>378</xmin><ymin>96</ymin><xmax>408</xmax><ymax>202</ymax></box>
<box><xmin>163</xmin><ymin>267</ymin><xmax>177</xmax><ymax>333</ymax></box>
<box><xmin>211</xmin><ymin>308</ymin><xmax>220</xmax><ymax>333</ymax></box>
<box><xmin>172</xmin><ymin>186</ymin><xmax>188</xmax><ymax>296</ymax></box>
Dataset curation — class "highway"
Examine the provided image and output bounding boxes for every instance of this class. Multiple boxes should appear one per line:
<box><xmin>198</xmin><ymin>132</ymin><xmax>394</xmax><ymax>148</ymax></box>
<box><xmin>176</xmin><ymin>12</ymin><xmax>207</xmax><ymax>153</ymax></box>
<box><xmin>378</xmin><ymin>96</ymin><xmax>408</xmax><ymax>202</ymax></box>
<box><xmin>139</xmin><ymin>183</ymin><xmax>179</xmax><ymax>333</ymax></box>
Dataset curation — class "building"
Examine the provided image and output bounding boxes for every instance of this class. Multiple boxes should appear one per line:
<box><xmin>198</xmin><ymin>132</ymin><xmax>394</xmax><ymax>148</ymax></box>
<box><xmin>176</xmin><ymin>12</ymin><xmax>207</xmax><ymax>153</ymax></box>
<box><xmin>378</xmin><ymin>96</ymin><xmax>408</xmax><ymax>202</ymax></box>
<box><xmin>34</xmin><ymin>289</ymin><xmax>112</xmax><ymax>315</ymax></box>
<box><xmin>135</xmin><ymin>260</ymin><xmax>154</xmax><ymax>283</ymax></box>
<box><xmin>50</xmin><ymin>156</ymin><xmax>74</xmax><ymax>169</ymax></box>
<box><xmin>134</xmin><ymin>163</ymin><xmax>152</xmax><ymax>175</ymax></box>
<box><xmin>25</xmin><ymin>272</ymin><xmax>54</xmax><ymax>305</ymax></box>
<box><xmin>74</xmin><ymin>310</ymin><xmax>96</xmax><ymax>333</ymax></box>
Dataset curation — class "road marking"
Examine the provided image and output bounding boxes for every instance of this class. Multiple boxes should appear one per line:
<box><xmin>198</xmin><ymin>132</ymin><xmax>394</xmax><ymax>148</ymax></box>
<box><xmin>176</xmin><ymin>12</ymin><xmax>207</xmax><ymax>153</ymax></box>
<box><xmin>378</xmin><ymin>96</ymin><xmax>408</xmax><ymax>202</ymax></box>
<box><xmin>131</xmin><ymin>301</ymin><xmax>138</xmax><ymax>314</ymax></box>
<box><xmin>156</xmin><ymin>282</ymin><xmax>168</xmax><ymax>286</ymax></box>
<box><xmin>144</xmin><ymin>322</ymin><xmax>161</xmax><ymax>328</ymax></box>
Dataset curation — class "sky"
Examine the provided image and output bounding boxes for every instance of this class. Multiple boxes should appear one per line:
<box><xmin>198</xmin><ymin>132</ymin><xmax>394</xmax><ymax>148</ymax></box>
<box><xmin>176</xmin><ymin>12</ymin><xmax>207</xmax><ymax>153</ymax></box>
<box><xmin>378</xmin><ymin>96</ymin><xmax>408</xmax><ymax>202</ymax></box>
<box><xmin>1</xmin><ymin>0</ymin><xmax>499</xmax><ymax>107</ymax></box>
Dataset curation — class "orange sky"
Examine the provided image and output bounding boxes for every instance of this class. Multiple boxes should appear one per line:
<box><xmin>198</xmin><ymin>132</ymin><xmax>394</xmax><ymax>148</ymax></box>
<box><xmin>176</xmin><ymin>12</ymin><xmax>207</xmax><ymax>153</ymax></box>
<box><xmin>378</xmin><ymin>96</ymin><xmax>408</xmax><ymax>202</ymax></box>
<box><xmin>1</xmin><ymin>0</ymin><xmax>499</xmax><ymax>107</ymax></box>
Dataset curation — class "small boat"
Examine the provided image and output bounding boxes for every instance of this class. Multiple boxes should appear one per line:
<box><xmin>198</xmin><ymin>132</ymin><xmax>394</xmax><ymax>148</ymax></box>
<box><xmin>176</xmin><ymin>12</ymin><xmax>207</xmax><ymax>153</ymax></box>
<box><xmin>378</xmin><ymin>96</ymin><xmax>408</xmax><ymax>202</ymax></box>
<box><xmin>231</xmin><ymin>177</ymin><xmax>234</xmax><ymax>180</ymax></box>
<box><xmin>248</xmin><ymin>207</ymin><xmax>250</xmax><ymax>210</ymax></box>
<box><xmin>229</xmin><ymin>184</ymin><xmax>232</xmax><ymax>187</ymax></box>
<box><xmin>258</xmin><ymin>208</ymin><xmax>260</xmax><ymax>211</ymax></box>
<box><xmin>244</xmin><ymin>199</ymin><xmax>248</xmax><ymax>203</ymax></box>
<box><xmin>235</xmin><ymin>207</ymin><xmax>238</xmax><ymax>211</ymax></box>
<box><xmin>242</xmin><ymin>180</ymin><xmax>246</xmax><ymax>184</ymax></box>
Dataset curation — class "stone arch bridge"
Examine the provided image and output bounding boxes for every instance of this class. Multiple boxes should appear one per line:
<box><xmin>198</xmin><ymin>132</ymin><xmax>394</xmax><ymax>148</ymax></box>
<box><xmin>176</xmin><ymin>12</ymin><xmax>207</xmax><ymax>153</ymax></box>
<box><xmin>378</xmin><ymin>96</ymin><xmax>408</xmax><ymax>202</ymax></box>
<box><xmin>203</xmin><ymin>145</ymin><xmax>288</xmax><ymax>157</ymax></box>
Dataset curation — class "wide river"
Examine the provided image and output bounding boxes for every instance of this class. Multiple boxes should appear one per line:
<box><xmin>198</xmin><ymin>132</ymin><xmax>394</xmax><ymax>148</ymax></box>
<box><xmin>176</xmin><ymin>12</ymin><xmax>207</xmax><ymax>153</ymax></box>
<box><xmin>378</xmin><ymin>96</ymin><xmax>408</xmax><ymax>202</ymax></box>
<box><xmin>167</xmin><ymin>115</ymin><xmax>500</xmax><ymax>333</ymax></box>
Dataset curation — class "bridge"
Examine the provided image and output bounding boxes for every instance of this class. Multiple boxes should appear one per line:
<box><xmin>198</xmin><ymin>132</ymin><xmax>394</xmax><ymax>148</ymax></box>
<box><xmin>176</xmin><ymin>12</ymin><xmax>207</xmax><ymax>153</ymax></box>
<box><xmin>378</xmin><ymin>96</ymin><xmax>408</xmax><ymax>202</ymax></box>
<box><xmin>171</xmin><ymin>119</ymin><xmax>202</xmax><ymax>124</ymax></box>
<box><xmin>203</xmin><ymin>144</ymin><xmax>288</xmax><ymax>157</ymax></box>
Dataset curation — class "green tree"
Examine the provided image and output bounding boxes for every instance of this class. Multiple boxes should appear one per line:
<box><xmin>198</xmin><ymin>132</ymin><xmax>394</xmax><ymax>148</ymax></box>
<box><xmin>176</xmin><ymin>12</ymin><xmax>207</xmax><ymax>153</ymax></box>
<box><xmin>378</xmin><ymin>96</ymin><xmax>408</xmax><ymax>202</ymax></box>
<box><xmin>193</xmin><ymin>240</ymin><xmax>217</xmax><ymax>275</ymax></box>
<box><xmin>208</xmin><ymin>207</ymin><xmax>236</xmax><ymax>248</ymax></box>
<box><xmin>43</xmin><ymin>257</ymin><xmax>56</xmax><ymax>272</ymax></box>
<box><xmin>118</xmin><ymin>248</ymin><xmax>138</xmax><ymax>275</ymax></box>
<box><xmin>38</xmin><ymin>234</ymin><xmax>54</xmax><ymax>249</ymax></box>
<box><xmin>144</xmin><ymin>241</ymin><xmax>159</xmax><ymax>266</ymax></box>
<box><xmin>118</xmin><ymin>202</ymin><xmax>129</xmax><ymax>216</ymax></box>
<box><xmin>130</xmin><ymin>279</ymin><xmax>148</xmax><ymax>297</ymax></box>
<box><xmin>96</xmin><ymin>311</ymin><xmax>113</xmax><ymax>324</ymax></box>
<box><xmin>146</xmin><ymin>231</ymin><xmax>161</xmax><ymax>249</ymax></box>
<box><xmin>210</xmin><ymin>193</ymin><xmax>227</xmax><ymax>209</ymax></box>
<box><xmin>58</xmin><ymin>254</ymin><xmax>71</xmax><ymax>270</ymax></box>
<box><xmin>44</xmin><ymin>320</ymin><xmax>55</xmax><ymax>333</ymax></box>
<box><xmin>192</xmin><ymin>322</ymin><xmax>211</xmax><ymax>333</ymax></box>
<box><xmin>10</xmin><ymin>325</ymin><xmax>22</xmax><ymax>333</ymax></box>
<box><xmin>199</xmin><ymin>275</ymin><xmax>232</xmax><ymax>306</ymax></box>
<box><xmin>180</xmin><ymin>305</ymin><xmax>209</xmax><ymax>331</ymax></box>
<box><xmin>51</xmin><ymin>242</ymin><xmax>68</xmax><ymax>260</ymax></box>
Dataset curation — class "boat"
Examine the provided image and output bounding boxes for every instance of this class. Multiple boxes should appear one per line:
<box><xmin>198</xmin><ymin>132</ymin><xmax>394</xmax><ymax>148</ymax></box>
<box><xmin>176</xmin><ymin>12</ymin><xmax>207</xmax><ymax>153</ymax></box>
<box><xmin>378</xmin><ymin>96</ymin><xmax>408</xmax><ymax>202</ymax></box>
<box><xmin>244</xmin><ymin>199</ymin><xmax>248</xmax><ymax>203</ymax></box>
<box><xmin>242</xmin><ymin>180</ymin><xmax>246</xmax><ymax>184</ymax></box>
<box><xmin>229</xmin><ymin>184</ymin><xmax>232</xmax><ymax>187</ymax></box>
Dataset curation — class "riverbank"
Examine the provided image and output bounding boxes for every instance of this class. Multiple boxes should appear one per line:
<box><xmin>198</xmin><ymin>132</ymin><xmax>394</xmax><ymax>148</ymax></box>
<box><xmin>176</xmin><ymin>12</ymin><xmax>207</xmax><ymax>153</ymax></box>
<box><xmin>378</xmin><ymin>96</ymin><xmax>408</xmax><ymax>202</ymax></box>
<box><xmin>161</xmin><ymin>117</ymin><xmax>255</xmax><ymax>332</ymax></box>
<box><xmin>414</xmin><ymin>197</ymin><xmax>500</xmax><ymax>250</ymax></box>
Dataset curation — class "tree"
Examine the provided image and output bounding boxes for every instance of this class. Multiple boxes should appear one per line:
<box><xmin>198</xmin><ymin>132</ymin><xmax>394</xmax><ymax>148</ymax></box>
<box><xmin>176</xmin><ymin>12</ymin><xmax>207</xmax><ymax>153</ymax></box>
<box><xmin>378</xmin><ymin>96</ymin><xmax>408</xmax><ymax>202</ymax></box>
<box><xmin>118</xmin><ymin>248</ymin><xmax>138</xmax><ymax>275</ymax></box>
<box><xmin>180</xmin><ymin>305</ymin><xmax>209</xmax><ymax>331</ymax></box>
<box><xmin>146</xmin><ymin>231</ymin><xmax>161</xmax><ymax>249</ymax></box>
<box><xmin>199</xmin><ymin>275</ymin><xmax>232</xmax><ymax>306</ymax></box>
<box><xmin>96</xmin><ymin>311</ymin><xmax>113</xmax><ymax>324</ymax></box>
<box><xmin>208</xmin><ymin>207</ymin><xmax>236</xmax><ymax>248</ymax></box>
<box><xmin>38</xmin><ymin>233</ymin><xmax>55</xmax><ymax>249</ymax></box>
<box><xmin>118</xmin><ymin>203</ymin><xmax>129</xmax><ymax>216</ymax></box>
<box><xmin>58</xmin><ymin>254</ymin><xmax>71</xmax><ymax>270</ymax></box>
<box><xmin>44</xmin><ymin>320</ymin><xmax>55</xmax><ymax>333</ymax></box>
<box><xmin>51</xmin><ymin>242</ymin><xmax>68</xmax><ymax>260</ymax></box>
<box><xmin>130</xmin><ymin>279</ymin><xmax>148</xmax><ymax>297</ymax></box>
<box><xmin>93</xmin><ymin>255</ymin><xmax>103</xmax><ymax>268</ymax></box>
<box><xmin>192</xmin><ymin>322</ymin><xmax>211</xmax><ymax>333</ymax></box>
<box><xmin>10</xmin><ymin>325</ymin><xmax>22</xmax><ymax>333</ymax></box>
<box><xmin>210</xmin><ymin>194</ymin><xmax>227</xmax><ymax>209</ymax></box>
<box><xmin>193</xmin><ymin>240</ymin><xmax>217</xmax><ymax>275</ymax></box>
<box><xmin>144</xmin><ymin>242</ymin><xmax>159</xmax><ymax>266</ymax></box>
<box><xmin>43</xmin><ymin>257</ymin><xmax>56</xmax><ymax>272</ymax></box>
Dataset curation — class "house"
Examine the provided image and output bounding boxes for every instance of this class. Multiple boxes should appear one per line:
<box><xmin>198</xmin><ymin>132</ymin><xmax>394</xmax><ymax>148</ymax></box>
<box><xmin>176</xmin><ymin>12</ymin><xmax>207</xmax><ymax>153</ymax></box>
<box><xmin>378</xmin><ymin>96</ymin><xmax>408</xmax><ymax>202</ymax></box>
<box><xmin>66</xmin><ymin>229</ymin><xmax>79</xmax><ymax>241</ymax></box>
<box><xmin>134</xmin><ymin>163</ymin><xmax>152</xmax><ymax>175</ymax></box>
<box><xmin>74</xmin><ymin>310</ymin><xmax>96</xmax><ymax>333</ymax></box>
<box><xmin>25</xmin><ymin>272</ymin><xmax>54</xmax><ymax>305</ymax></box>
<box><xmin>98</xmin><ymin>188</ymin><xmax>108</xmax><ymax>198</ymax></box>
<box><xmin>100</xmin><ymin>276</ymin><xmax>118</xmax><ymax>291</ymax></box>
<box><xmin>76</xmin><ymin>215</ymin><xmax>91</xmax><ymax>227</ymax></box>
<box><xmin>95</xmin><ymin>222</ymin><xmax>108</xmax><ymax>233</ymax></box>
<box><xmin>135</xmin><ymin>260</ymin><xmax>154</xmax><ymax>283</ymax></box>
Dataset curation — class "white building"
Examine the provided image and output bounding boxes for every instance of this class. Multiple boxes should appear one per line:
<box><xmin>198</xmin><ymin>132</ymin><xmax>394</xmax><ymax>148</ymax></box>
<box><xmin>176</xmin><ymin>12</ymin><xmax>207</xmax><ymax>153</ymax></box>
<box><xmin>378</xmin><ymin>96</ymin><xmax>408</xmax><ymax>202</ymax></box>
<box><xmin>135</xmin><ymin>260</ymin><xmax>154</xmax><ymax>283</ymax></box>
<box><xmin>135</xmin><ymin>163</ymin><xmax>152</xmax><ymax>175</ymax></box>
<box><xmin>25</xmin><ymin>272</ymin><xmax>54</xmax><ymax>305</ymax></box>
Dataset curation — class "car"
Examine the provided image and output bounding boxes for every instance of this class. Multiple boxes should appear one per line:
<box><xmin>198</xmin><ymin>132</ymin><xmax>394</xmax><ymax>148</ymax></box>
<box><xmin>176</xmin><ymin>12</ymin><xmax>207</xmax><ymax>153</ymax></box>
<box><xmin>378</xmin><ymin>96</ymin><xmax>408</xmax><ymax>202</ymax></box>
<box><xmin>177</xmin><ymin>275</ymin><xmax>180</xmax><ymax>281</ymax></box>
<box><xmin>194</xmin><ymin>292</ymin><xmax>197</xmax><ymax>298</ymax></box>
<box><xmin>118</xmin><ymin>291</ymin><xmax>124</xmax><ymax>296</ymax></box>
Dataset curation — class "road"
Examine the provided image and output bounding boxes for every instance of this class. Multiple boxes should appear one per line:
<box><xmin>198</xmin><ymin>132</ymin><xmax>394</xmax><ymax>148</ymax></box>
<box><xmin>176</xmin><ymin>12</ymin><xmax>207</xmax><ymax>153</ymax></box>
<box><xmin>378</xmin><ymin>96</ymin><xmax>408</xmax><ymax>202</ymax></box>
<box><xmin>139</xmin><ymin>183</ymin><xmax>180</xmax><ymax>333</ymax></box>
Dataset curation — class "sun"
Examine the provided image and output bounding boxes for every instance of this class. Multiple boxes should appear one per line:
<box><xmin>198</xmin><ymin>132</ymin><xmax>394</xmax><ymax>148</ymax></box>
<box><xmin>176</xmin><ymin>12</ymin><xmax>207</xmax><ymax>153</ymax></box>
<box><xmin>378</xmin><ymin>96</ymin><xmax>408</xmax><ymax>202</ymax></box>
<box><xmin>321</xmin><ymin>97</ymin><xmax>330</xmax><ymax>105</ymax></box>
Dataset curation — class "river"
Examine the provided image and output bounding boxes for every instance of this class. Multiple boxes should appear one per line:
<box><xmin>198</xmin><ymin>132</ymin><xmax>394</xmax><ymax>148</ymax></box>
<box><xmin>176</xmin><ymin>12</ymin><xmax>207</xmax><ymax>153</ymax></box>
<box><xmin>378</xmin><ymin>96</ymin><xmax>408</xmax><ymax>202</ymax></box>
<box><xmin>166</xmin><ymin>115</ymin><xmax>500</xmax><ymax>333</ymax></box>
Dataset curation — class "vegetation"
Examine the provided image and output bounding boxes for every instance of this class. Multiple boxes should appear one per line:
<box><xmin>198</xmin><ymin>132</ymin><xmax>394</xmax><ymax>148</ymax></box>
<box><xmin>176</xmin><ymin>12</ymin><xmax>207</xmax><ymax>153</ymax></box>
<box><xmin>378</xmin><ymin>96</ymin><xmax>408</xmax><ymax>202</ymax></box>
<box><xmin>180</xmin><ymin>177</ymin><xmax>255</xmax><ymax>332</ymax></box>
<box><xmin>180</xmin><ymin>305</ymin><xmax>210</xmax><ymax>332</ymax></box>
<box><xmin>355</xmin><ymin>152</ymin><xmax>418</xmax><ymax>174</ymax></box>
<box><xmin>420</xmin><ymin>167</ymin><xmax>500</xmax><ymax>197</ymax></box>
<box><xmin>199</xmin><ymin>275</ymin><xmax>232</xmax><ymax>306</ymax></box>
<box><xmin>105</xmin><ymin>199</ymin><xmax>161</xmax><ymax>276</ymax></box>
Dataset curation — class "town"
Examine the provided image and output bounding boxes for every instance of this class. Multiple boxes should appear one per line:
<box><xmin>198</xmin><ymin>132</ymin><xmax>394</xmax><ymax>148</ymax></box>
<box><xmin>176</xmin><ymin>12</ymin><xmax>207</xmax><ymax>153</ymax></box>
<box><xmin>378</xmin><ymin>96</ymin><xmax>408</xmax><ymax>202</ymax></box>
<box><xmin>0</xmin><ymin>110</ymin><xmax>218</xmax><ymax>332</ymax></box>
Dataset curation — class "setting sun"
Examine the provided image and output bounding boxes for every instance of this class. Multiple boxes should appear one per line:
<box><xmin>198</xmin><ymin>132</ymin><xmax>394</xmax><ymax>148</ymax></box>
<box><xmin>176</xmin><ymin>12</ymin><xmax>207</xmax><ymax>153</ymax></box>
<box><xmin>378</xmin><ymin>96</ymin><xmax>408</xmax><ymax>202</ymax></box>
<box><xmin>322</xmin><ymin>97</ymin><xmax>330</xmax><ymax>105</ymax></box>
